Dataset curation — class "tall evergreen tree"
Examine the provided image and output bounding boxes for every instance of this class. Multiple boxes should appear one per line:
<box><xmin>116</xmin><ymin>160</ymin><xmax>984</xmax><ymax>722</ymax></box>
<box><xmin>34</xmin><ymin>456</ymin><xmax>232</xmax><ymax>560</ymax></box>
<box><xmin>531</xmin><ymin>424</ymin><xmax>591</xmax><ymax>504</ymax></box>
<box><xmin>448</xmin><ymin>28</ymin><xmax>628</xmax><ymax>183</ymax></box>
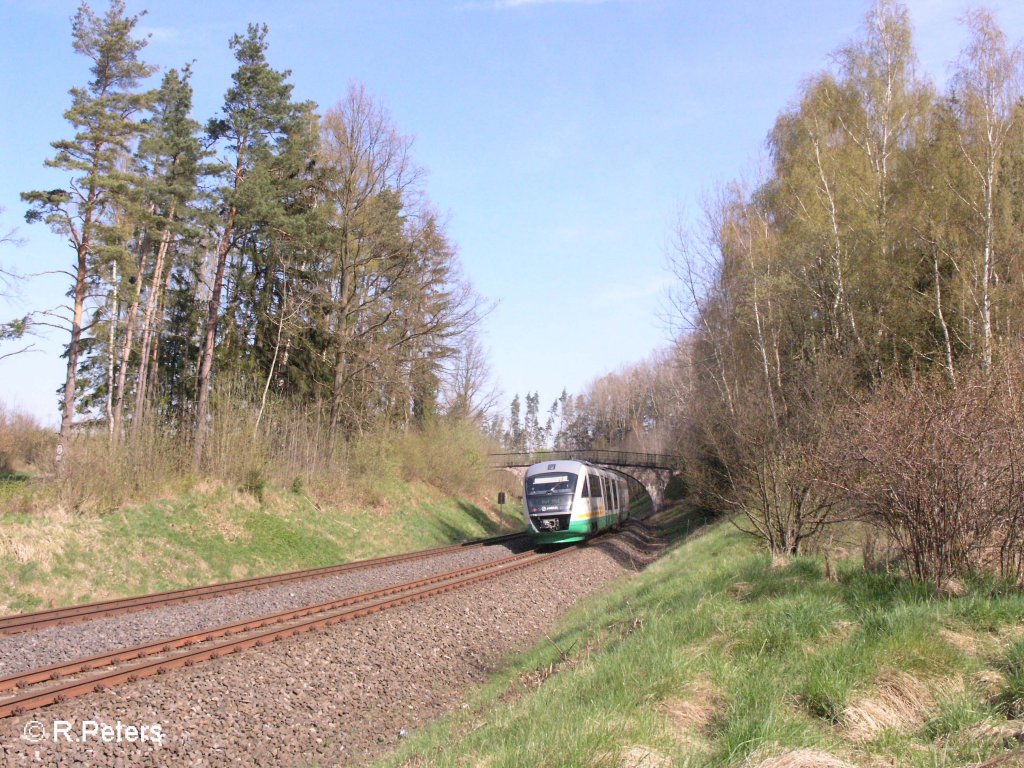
<box><xmin>193</xmin><ymin>23</ymin><xmax>314</xmax><ymax>467</ymax></box>
<box><xmin>118</xmin><ymin>66</ymin><xmax>206</xmax><ymax>435</ymax></box>
<box><xmin>21</xmin><ymin>0</ymin><xmax>154</xmax><ymax>469</ymax></box>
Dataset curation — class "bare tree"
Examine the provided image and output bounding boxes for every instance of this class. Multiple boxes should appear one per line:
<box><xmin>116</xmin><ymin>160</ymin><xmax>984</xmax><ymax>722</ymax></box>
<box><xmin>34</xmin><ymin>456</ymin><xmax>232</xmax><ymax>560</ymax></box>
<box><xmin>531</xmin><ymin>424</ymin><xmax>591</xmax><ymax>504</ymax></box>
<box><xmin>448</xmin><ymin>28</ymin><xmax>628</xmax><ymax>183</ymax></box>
<box><xmin>318</xmin><ymin>84</ymin><xmax>420</xmax><ymax>432</ymax></box>
<box><xmin>440</xmin><ymin>331</ymin><xmax>499</xmax><ymax>422</ymax></box>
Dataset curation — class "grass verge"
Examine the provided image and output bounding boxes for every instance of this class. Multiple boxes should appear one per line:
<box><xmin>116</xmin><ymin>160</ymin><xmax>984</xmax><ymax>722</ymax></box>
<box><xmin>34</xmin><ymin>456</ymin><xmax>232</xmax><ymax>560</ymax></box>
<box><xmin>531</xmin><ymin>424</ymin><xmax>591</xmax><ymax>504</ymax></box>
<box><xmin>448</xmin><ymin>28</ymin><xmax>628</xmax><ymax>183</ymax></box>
<box><xmin>380</xmin><ymin>507</ymin><xmax>1024</xmax><ymax>768</ymax></box>
<box><xmin>0</xmin><ymin>478</ymin><xmax>521</xmax><ymax>614</ymax></box>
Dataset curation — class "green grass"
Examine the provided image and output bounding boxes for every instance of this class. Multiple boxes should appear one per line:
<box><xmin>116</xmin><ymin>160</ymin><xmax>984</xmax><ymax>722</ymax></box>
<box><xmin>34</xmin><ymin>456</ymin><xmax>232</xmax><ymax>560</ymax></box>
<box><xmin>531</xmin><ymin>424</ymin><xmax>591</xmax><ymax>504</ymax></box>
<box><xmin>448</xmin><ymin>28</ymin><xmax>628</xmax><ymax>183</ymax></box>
<box><xmin>379</xmin><ymin>509</ymin><xmax>1024</xmax><ymax>768</ymax></box>
<box><xmin>0</xmin><ymin>479</ymin><xmax>521</xmax><ymax>613</ymax></box>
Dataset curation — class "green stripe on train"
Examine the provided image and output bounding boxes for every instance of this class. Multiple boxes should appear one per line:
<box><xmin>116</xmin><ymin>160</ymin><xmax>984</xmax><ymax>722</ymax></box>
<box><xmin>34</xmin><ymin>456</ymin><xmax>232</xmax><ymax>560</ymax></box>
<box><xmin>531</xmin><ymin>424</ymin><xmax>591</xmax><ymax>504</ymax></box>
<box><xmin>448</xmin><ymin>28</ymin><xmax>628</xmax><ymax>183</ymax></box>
<box><xmin>531</xmin><ymin>513</ymin><xmax>622</xmax><ymax>544</ymax></box>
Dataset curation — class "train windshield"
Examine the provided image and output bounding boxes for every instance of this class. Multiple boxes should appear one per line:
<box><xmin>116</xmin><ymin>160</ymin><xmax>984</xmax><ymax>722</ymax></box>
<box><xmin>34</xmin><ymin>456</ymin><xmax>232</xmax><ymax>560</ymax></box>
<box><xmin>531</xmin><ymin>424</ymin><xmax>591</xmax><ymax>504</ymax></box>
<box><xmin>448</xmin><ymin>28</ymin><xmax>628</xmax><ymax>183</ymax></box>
<box><xmin>525</xmin><ymin>473</ymin><xmax>578</xmax><ymax>497</ymax></box>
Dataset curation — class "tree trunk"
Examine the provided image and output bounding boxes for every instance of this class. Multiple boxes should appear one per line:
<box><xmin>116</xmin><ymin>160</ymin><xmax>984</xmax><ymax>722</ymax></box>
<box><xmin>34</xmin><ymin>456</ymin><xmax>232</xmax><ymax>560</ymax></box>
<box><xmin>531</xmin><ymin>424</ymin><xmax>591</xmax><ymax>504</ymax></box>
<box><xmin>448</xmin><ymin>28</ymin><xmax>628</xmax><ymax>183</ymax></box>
<box><xmin>57</xmin><ymin>238</ymin><xmax>90</xmax><ymax>474</ymax></box>
<box><xmin>329</xmin><ymin>268</ymin><xmax>354</xmax><ymax>431</ymax></box>
<box><xmin>193</xmin><ymin>205</ymin><xmax>237</xmax><ymax>469</ymax></box>
<box><xmin>133</xmin><ymin>222</ymin><xmax>174</xmax><ymax>430</ymax></box>
<box><xmin>112</xmin><ymin>249</ymin><xmax>146</xmax><ymax>441</ymax></box>
<box><xmin>106</xmin><ymin>261</ymin><xmax>118</xmax><ymax>441</ymax></box>
<box><xmin>933</xmin><ymin>250</ymin><xmax>956</xmax><ymax>387</ymax></box>
<box><xmin>255</xmin><ymin>276</ymin><xmax>288</xmax><ymax>435</ymax></box>
<box><xmin>981</xmin><ymin>164</ymin><xmax>994</xmax><ymax>371</ymax></box>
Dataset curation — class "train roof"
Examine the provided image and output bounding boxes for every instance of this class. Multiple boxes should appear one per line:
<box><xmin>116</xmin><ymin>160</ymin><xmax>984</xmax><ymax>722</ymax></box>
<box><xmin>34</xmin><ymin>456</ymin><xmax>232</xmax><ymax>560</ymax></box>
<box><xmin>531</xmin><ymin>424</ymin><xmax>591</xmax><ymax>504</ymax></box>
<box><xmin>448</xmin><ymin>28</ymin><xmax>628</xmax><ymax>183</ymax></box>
<box><xmin>523</xmin><ymin>459</ymin><xmax>627</xmax><ymax>478</ymax></box>
<box><xmin>524</xmin><ymin>459</ymin><xmax>585</xmax><ymax>476</ymax></box>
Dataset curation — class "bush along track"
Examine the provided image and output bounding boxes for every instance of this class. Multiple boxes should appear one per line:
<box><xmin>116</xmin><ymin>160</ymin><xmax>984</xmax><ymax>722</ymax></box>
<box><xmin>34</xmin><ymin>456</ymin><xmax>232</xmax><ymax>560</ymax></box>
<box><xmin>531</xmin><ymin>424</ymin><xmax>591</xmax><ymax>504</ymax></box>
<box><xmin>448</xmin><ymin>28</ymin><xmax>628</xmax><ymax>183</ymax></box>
<box><xmin>382</xmin><ymin>508</ymin><xmax>1024</xmax><ymax>768</ymax></box>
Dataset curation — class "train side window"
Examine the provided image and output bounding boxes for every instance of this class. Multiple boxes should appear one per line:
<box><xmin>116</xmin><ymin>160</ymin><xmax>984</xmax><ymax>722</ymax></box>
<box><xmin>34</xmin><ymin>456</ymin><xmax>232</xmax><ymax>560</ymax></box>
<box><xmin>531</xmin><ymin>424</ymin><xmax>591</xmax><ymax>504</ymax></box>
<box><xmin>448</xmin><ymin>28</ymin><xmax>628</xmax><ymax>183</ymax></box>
<box><xmin>611</xmin><ymin>481</ymin><xmax>619</xmax><ymax>511</ymax></box>
<box><xmin>590</xmin><ymin>474</ymin><xmax>602</xmax><ymax>497</ymax></box>
<box><xmin>580</xmin><ymin>475</ymin><xmax>590</xmax><ymax>497</ymax></box>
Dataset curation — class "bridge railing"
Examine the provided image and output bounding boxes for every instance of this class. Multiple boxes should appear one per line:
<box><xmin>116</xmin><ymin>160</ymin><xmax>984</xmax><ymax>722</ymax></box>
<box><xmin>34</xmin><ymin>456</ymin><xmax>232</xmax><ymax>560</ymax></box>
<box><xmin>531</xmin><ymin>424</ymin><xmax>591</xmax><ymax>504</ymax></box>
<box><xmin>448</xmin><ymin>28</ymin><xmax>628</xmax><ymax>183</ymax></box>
<box><xmin>489</xmin><ymin>449</ymin><xmax>681</xmax><ymax>471</ymax></box>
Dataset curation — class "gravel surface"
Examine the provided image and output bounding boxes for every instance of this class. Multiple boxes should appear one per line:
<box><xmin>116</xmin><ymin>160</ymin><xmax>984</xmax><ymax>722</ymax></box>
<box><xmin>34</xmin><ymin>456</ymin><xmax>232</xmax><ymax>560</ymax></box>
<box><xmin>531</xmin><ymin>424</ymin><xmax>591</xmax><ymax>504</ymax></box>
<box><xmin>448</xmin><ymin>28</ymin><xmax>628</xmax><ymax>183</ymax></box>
<box><xmin>0</xmin><ymin>521</ymin><xmax>670</xmax><ymax>767</ymax></box>
<box><xmin>0</xmin><ymin>541</ymin><xmax>525</xmax><ymax>679</ymax></box>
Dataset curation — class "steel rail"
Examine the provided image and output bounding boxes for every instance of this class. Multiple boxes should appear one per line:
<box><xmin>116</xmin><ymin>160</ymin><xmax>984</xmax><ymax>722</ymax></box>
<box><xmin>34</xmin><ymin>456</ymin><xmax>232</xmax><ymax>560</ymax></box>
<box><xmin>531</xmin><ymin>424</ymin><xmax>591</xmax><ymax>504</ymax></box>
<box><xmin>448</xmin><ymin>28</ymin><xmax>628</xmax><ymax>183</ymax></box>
<box><xmin>0</xmin><ymin>530</ymin><xmax>526</xmax><ymax>637</ymax></box>
<box><xmin>0</xmin><ymin>547</ymin><xmax>571</xmax><ymax>718</ymax></box>
<box><xmin>0</xmin><ymin>550</ymin><xmax>537</xmax><ymax>694</ymax></box>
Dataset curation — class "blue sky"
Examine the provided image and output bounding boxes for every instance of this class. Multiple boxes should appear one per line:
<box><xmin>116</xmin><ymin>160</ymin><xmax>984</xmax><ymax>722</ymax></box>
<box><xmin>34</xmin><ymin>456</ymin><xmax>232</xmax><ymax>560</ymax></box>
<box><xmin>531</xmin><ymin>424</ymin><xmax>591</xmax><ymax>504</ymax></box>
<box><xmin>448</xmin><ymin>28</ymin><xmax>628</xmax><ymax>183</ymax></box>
<box><xmin>2</xmin><ymin>0</ymin><xmax>1023</xmax><ymax>425</ymax></box>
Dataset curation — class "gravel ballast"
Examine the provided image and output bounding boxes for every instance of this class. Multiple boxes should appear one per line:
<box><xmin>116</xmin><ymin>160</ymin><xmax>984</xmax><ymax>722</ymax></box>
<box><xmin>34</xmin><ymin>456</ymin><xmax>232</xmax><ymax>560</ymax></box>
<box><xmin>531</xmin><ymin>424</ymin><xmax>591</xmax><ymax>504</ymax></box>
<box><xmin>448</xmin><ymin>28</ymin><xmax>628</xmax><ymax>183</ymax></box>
<box><xmin>0</xmin><ymin>522</ymin><xmax>670</xmax><ymax>767</ymax></box>
<box><xmin>0</xmin><ymin>542</ymin><xmax>524</xmax><ymax>679</ymax></box>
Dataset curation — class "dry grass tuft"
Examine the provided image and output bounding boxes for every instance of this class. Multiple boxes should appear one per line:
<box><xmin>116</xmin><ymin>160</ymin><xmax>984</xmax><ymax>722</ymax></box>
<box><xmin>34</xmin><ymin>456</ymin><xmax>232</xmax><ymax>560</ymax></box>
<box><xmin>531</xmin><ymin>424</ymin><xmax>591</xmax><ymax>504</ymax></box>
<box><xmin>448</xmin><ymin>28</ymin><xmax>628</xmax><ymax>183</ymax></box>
<box><xmin>198</xmin><ymin>488</ymin><xmax>257</xmax><ymax>542</ymax></box>
<box><xmin>662</xmin><ymin>675</ymin><xmax>722</xmax><ymax>746</ymax></box>
<box><xmin>0</xmin><ymin>505</ymin><xmax>74</xmax><ymax>569</ymax></box>
<box><xmin>975</xmin><ymin>670</ymin><xmax>1009</xmax><ymax>703</ymax></box>
<box><xmin>618</xmin><ymin>745</ymin><xmax>673</xmax><ymax>768</ymax></box>
<box><xmin>965</xmin><ymin>720</ymin><xmax>1024</xmax><ymax>749</ymax></box>
<box><xmin>0</xmin><ymin>404</ymin><xmax>53</xmax><ymax>474</ymax></box>
<box><xmin>729</xmin><ymin>581</ymin><xmax>753</xmax><ymax>600</ymax></box>
<box><xmin>771</xmin><ymin>553</ymin><xmax>791</xmax><ymax>569</ymax></box>
<box><xmin>941</xmin><ymin>627</ymin><xmax>982</xmax><ymax>657</ymax></box>
<box><xmin>842</xmin><ymin>671</ymin><xmax>940</xmax><ymax>740</ymax></box>
<box><xmin>500</xmin><ymin>639</ymin><xmax>599</xmax><ymax>704</ymax></box>
<box><xmin>741</xmin><ymin>746</ymin><xmax>855</xmax><ymax>768</ymax></box>
<box><xmin>0</xmin><ymin>528</ymin><xmax>50</xmax><ymax>567</ymax></box>
<box><xmin>939</xmin><ymin>577</ymin><xmax>967</xmax><ymax>597</ymax></box>
<box><xmin>828</xmin><ymin>621</ymin><xmax>858</xmax><ymax>644</ymax></box>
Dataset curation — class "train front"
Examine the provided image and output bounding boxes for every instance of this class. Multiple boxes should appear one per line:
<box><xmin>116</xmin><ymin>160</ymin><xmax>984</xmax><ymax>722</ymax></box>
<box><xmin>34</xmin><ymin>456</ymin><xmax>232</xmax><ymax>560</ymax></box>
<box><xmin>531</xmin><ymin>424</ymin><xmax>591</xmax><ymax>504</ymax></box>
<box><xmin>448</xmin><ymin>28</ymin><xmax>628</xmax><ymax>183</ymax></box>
<box><xmin>524</xmin><ymin>461</ymin><xmax>589</xmax><ymax>544</ymax></box>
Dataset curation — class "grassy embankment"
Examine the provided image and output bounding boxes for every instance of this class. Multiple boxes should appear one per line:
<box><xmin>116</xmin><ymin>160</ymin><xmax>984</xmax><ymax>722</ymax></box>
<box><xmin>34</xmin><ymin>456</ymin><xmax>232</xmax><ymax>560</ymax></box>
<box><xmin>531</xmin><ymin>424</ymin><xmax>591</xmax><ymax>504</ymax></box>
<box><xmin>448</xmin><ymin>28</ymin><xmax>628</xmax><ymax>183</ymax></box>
<box><xmin>383</xmin><ymin>506</ymin><xmax>1024</xmax><ymax>768</ymax></box>
<box><xmin>0</xmin><ymin>410</ymin><xmax>526</xmax><ymax>613</ymax></box>
<box><xmin>0</xmin><ymin>476</ymin><xmax>522</xmax><ymax>615</ymax></box>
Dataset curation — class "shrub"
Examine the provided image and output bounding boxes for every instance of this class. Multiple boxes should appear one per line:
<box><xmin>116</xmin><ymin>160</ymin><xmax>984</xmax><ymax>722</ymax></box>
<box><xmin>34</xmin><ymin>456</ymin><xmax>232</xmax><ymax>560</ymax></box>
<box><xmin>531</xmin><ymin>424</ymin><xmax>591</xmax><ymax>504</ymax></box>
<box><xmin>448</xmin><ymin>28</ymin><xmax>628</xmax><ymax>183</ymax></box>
<box><xmin>242</xmin><ymin>467</ymin><xmax>267</xmax><ymax>503</ymax></box>
<box><xmin>395</xmin><ymin>419</ymin><xmax>495</xmax><ymax>498</ymax></box>
<box><xmin>3</xmin><ymin>375</ymin><xmax>501</xmax><ymax>515</ymax></box>
<box><xmin>57</xmin><ymin>420</ymin><xmax>188</xmax><ymax>513</ymax></box>
<box><xmin>0</xmin><ymin>404</ymin><xmax>54</xmax><ymax>475</ymax></box>
<box><xmin>842</xmin><ymin>356</ymin><xmax>1024</xmax><ymax>586</ymax></box>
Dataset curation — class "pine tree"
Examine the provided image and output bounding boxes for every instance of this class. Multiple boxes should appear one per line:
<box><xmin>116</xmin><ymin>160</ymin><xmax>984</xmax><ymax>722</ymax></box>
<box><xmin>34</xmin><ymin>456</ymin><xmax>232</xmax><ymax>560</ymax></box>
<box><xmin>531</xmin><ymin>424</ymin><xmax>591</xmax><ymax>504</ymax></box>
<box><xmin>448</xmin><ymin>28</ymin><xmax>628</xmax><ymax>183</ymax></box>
<box><xmin>125</xmin><ymin>66</ymin><xmax>206</xmax><ymax>432</ymax></box>
<box><xmin>193</xmin><ymin>23</ymin><xmax>315</xmax><ymax>467</ymax></box>
<box><xmin>506</xmin><ymin>394</ymin><xmax>524</xmax><ymax>451</ymax></box>
<box><xmin>21</xmin><ymin>0</ymin><xmax>154</xmax><ymax>469</ymax></box>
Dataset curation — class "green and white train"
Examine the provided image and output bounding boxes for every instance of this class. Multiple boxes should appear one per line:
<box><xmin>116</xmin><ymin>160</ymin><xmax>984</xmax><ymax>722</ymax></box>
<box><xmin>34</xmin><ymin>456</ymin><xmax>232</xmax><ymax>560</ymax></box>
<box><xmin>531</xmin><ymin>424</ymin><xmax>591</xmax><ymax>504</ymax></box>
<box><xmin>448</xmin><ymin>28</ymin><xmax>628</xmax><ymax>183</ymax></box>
<box><xmin>523</xmin><ymin>459</ymin><xmax>630</xmax><ymax>544</ymax></box>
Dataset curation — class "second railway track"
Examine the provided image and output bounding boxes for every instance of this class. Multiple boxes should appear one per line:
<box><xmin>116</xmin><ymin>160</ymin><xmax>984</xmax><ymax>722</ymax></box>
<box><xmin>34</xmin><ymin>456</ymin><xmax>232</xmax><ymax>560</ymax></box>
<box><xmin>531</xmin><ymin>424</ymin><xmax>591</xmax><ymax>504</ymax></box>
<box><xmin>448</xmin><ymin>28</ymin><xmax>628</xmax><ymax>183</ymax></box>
<box><xmin>0</xmin><ymin>530</ymin><xmax>526</xmax><ymax>637</ymax></box>
<box><xmin>0</xmin><ymin>545</ymin><xmax>570</xmax><ymax>719</ymax></box>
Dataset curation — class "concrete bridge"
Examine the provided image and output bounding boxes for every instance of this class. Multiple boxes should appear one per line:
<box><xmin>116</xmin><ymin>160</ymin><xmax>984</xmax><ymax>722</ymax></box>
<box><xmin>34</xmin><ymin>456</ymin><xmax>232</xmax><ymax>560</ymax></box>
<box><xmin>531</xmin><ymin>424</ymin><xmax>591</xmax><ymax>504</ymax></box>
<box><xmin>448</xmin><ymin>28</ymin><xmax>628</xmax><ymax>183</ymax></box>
<box><xmin>490</xmin><ymin>450</ymin><xmax>682</xmax><ymax>509</ymax></box>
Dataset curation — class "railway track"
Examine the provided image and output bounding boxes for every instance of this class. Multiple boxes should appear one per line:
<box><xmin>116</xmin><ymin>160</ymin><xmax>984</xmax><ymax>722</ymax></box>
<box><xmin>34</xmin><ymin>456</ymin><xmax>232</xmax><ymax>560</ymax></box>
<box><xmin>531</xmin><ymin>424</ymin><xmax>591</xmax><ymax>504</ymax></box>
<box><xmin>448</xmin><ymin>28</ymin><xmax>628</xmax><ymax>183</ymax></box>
<box><xmin>0</xmin><ymin>530</ymin><xmax>526</xmax><ymax>637</ymax></box>
<box><xmin>0</xmin><ymin>545</ymin><xmax>569</xmax><ymax>718</ymax></box>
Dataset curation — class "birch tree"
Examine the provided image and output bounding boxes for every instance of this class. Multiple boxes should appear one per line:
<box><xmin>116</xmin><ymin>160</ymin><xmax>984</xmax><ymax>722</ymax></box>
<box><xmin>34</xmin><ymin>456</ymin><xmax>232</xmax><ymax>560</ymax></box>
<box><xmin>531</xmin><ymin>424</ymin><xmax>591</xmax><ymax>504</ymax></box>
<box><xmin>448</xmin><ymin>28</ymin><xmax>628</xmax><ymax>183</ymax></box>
<box><xmin>949</xmin><ymin>9</ymin><xmax>1023</xmax><ymax>370</ymax></box>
